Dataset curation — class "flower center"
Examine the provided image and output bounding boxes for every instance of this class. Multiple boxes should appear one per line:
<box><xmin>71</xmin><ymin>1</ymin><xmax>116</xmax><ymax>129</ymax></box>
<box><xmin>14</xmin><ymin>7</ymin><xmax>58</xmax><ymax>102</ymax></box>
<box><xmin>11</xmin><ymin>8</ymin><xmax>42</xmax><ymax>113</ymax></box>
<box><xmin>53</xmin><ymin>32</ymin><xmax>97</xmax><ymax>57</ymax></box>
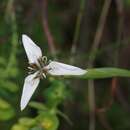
<box><xmin>28</xmin><ymin>56</ymin><xmax>50</xmax><ymax>79</ymax></box>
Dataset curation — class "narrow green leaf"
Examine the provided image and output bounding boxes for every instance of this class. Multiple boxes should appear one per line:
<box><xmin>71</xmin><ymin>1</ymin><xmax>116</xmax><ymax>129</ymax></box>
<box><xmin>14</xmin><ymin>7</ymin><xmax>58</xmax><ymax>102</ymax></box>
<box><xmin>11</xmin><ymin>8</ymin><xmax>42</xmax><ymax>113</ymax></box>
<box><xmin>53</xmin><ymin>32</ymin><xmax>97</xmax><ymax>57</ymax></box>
<box><xmin>29</xmin><ymin>101</ymin><xmax>47</xmax><ymax>110</ymax></box>
<box><xmin>65</xmin><ymin>68</ymin><xmax>130</xmax><ymax>79</ymax></box>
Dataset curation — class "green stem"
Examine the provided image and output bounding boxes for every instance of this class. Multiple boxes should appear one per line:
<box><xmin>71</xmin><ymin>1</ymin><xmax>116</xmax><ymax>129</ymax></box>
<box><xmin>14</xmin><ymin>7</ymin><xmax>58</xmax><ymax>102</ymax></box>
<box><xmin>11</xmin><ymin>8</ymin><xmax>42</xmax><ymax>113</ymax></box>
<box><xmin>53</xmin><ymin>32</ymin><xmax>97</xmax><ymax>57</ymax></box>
<box><xmin>71</xmin><ymin>0</ymin><xmax>86</xmax><ymax>55</ymax></box>
<box><xmin>57</xmin><ymin>110</ymin><xmax>73</xmax><ymax>126</ymax></box>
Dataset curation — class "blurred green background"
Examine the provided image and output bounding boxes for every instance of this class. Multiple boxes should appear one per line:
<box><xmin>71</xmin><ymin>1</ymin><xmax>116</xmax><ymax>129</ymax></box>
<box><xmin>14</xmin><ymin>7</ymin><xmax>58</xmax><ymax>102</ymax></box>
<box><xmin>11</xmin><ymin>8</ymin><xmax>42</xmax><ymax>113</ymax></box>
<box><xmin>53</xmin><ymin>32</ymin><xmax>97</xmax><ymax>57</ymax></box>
<box><xmin>1</xmin><ymin>0</ymin><xmax>130</xmax><ymax>130</ymax></box>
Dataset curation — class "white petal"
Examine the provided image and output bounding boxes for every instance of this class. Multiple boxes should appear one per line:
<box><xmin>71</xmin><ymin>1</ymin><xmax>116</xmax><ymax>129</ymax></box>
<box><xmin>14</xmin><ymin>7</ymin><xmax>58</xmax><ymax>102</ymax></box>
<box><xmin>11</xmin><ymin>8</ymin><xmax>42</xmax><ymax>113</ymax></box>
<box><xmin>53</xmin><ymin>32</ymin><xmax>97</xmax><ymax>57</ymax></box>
<box><xmin>22</xmin><ymin>34</ymin><xmax>42</xmax><ymax>64</ymax></box>
<box><xmin>20</xmin><ymin>72</ymin><xmax>40</xmax><ymax>111</ymax></box>
<box><xmin>45</xmin><ymin>61</ymin><xmax>87</xmax><ymax>76</ymax></box>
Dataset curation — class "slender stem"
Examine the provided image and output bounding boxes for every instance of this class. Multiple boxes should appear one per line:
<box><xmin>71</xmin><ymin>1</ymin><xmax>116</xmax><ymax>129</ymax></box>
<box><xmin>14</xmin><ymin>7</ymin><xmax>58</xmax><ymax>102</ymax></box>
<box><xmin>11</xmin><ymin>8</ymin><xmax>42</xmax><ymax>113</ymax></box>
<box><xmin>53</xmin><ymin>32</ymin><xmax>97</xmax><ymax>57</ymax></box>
<box><xmin>88</xmin><ymin>80</ymin><xmax>95</xmax><ymax>130</ymax></box>
<box><xmin>88</xmin><ymin>0</ymin><xmax>112</xmax><ymax>66</ymax></box>
<box><xmin>87</xmin><ymin>0</ymin><xmax>111</xmax><ymax>130</ymax></box>
<box><xmin>71</xmin><ymin>0</ymin><xmax>85</xmax><ymax>61</ymax></box>
<box><xmin>57</xmin><ymin>110</ymin><xmax>73</xmax><ymax>126</ymax></box>
<box><xmin>41</xmin><ymin>0</ymin><xmax>57</xmax><ymax>57</ymax></box>
<box><xmin>114</xmin><ymin>0</ymin><xmax>124</xmax><ymax>65</ymax></box>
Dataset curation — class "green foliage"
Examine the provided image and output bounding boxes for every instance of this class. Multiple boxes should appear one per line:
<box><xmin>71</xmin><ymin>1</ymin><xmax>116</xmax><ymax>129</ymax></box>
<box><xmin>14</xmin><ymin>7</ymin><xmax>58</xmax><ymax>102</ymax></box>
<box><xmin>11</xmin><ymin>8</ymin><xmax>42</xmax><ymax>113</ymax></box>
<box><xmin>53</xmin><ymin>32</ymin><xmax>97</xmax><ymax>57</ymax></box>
<box><xmin>124</xmin><ymin>0</ymin><xmax>130</xmax><ymax>7</ymax></box>
<box><xmin>29</xmin><ymin>102</ymin><xmax>47</xmax><ymax>111</ymax></box>
<box><xmin>11</xmin><ymin>117</ymin><xmax>37</xmax><ymax>130</ymax></box>
<box><xmin>37</xmin><ymin>111</ymin><xmax>59</xmax><ymax>130</ymax></box>
<box><xmin>0</xmin><ymin>0</ymin><xmax>19</xmax><ymax>126</ymax></box>
<box><xmin>0</xmin><ymin>80</ymin><xmax>18</xmax><ymax>93</ymax></box>
<box><xmin>11</xmin><ymin>124</ymin><xmax>28</xmax><ymax>130</ymax></box>
<box><xmin>18</xmin><ymin>118</ymin><xmax>37</xmax><ymax>127</ymax></box>
<box><xmin>107</xmin><ymin>103</ymin><xmax>130</xmax><ymax>130</ymax></box>
<box><xmin>11</xmin><ymin>109</ymin><xmax>59</xmax><ymax>130</ymax></box>
<box><xmin>44</xmin><ymin>79</ymin><xmax>68</xmax><ymax>107</ymax></box>
<box><xmin>0</xmin><ymin>98</ymin><xmax>15</xmax><ymax>120</ymax></box>
<box><xmin>30</xmin><ymin>127</ymin><xmax>43</xmax><ymax>130</ymax></box>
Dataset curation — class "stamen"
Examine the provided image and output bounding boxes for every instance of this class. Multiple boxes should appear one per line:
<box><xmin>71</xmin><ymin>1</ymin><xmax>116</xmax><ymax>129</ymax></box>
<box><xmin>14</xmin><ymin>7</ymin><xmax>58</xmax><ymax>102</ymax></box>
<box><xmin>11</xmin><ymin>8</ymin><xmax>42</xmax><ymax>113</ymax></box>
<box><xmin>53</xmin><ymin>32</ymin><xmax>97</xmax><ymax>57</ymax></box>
<box><xmin>29</xmin><ymin>63</ymin><xmax>38</xmax><ymax>69</ymax></box>
<box><xmin>28</xmin><ymin>71</ymin><xmax>34</xmax><ymax>74</ymax></box>
<box><xmin>42</xmin><ymin>73</ymin><xmax>46</xmax><ymax>78</ymax></box>
<box><xmin>28</xmin><ymin>66</ymin><xmax>35</xmax><ymax>70</ymax></box>
<box><xmin>38</xmin><ymin>58</ymin><xmax>44</xmax><ymax>67</ymax></box>
<box><xmin>27</xmin><ymin>57</ymin><xmax>49</xmax><ymax>79</ymax></box>
<box><xmin>48</xmin><ymin>60</ymin><xmax>52</xmax><ymax>63</ymax></box>
<box><xmin>28</xmin><ymin>64</ymin><xmax>38</xmax><ymax>74</ymax></box>
<box><xmin>42</xmin><ymin>56</ymin><xmax>47</xmax><ymax>64</ymax></box>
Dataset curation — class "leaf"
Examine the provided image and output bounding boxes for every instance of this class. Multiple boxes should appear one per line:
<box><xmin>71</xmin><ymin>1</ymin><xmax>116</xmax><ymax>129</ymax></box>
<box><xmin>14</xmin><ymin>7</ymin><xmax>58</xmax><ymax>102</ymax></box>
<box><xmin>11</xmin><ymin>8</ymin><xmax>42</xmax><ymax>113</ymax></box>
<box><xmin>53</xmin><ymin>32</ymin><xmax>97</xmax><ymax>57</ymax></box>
<box><xmin>29</xmin><ymin>101</ymin><xmax>47</xmax><ymax>110</ymax></box>
<box><xmin>0</xmin><ymin>57</ymin><xmax>6</xmax><ymax>66</ymax></box>
<box><xmin>0</xmin><ymin>98</ymin><xmax>15</xmax><ymax>120</ymax></box>
<box><xmin>30</xmin><ymin>126</ymin><xmax>44</xmax><ymax>130</ymax></box>
<box><xmin>1</xmin><ymin>108</ymin><xmax>15</xmax><ymax>121</ymax></box>
<box><xmin>19</xmin><ymin>117</ymin><xmax>36</xmax><ymax>127</ymax></box>
<box><xmin>11</xmin><ymin>124</ymin><xmax>28</xmax><ymax>130</ymax></box>
<box><xmin>7</xmin><ymin>68</ymin><xmax>19</xmax><ymax>77</ymax></box>
<box><xmin>37</xmin><ymin>111</ymin><xmax>59</xmax><ymax>130</ymax></box>
<box><xmin>0</xmin><ymin>98</ymin><xmax>11</xmax><ymax>109</ymax></box>
<box><xmin>0</xmin><ymin>69</ymin><xmax>7</xmax><ymax>78</ymax></box>
<box><xmin>0</xmin><ymin>80</ymin><xmax>18</xmax><ymax>93</ymax></box>
<box><xmin>65</xmin><ymin>68</ymin><xmax>130</xmax><ymax>79</ymax></box>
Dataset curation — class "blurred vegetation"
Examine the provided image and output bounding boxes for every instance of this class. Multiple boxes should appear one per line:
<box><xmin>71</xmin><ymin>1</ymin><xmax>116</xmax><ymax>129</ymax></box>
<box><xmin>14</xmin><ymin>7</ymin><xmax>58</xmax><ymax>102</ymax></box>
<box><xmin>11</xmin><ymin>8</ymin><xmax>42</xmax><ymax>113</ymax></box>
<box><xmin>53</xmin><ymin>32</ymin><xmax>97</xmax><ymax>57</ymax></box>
<box><xmin>1</xmin><ymin>0</ymin><xmax>130</xmax><ymax>130</ymax></box>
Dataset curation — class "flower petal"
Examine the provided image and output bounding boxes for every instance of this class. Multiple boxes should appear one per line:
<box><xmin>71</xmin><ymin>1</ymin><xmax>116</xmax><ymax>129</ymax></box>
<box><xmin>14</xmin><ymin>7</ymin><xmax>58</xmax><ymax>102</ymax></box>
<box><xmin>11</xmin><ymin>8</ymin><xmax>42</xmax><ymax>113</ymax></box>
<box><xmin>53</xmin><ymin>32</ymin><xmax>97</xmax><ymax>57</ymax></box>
<box><xmin>45</xmin><ymin>61</ymin><xmax>87</xmax><ymax>76</ymax></box>
<box><xmin>20</xmin><ymin>72</ymin><xmax>40</xmax><ymax>111</ymax></box>
<box><xmin>22</xmin><ymin>34</ymin><xmax>42</xmax><ymax>64</ymax></box>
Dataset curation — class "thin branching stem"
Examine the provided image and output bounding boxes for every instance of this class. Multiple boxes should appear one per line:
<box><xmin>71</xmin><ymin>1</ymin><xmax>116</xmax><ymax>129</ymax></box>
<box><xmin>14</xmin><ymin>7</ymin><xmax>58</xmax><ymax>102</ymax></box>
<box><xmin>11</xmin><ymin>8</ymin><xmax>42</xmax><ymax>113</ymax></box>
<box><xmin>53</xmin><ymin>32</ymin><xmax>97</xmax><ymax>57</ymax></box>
<box><xmin>87</xmin><ymin>0</ymin><xmax>111</xmax><ymax>130</ymax></box>
<box><xmin>41</xmin><ymin>0</ymin><xmax>57</xmax><ymax>57</ymax></box>
<box><xmin>71</xmin><ymin>0</ymin><xmax>86</xmax><ymax>55</ymax></box>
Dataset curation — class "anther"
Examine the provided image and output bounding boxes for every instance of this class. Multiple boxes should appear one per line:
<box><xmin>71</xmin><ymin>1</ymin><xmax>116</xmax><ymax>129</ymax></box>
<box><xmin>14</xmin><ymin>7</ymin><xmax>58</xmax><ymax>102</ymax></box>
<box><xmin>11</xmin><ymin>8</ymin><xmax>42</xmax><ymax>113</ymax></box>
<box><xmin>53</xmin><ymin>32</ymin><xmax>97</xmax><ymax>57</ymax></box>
<box><xmin>42</xmin><ymin>56</ymin><xmax>47</xmax><ymax>64</ymax></box>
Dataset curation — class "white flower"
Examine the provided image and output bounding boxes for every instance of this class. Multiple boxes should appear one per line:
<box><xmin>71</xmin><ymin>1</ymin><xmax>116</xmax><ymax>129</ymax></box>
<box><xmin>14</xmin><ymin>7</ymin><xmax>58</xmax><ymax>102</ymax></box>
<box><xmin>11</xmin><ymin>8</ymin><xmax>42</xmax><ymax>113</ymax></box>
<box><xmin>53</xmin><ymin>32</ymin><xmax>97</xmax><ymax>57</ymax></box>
<box><xmin>20</xmin><ymin>34</ymin><xmax>87</xmax><ymax>111</ymax></box>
